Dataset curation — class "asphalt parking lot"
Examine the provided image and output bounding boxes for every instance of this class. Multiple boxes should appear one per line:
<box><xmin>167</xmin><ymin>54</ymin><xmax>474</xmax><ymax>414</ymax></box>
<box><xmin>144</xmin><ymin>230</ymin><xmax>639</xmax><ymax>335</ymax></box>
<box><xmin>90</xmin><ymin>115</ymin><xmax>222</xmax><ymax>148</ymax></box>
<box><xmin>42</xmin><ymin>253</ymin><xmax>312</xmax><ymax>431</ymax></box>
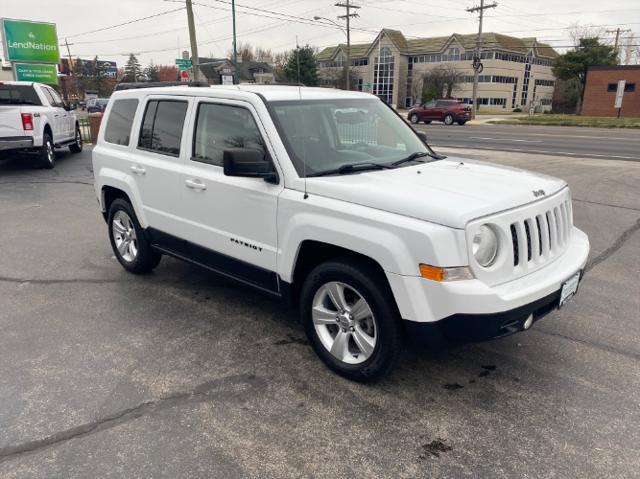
<box><xmin>1</xmin><ymin>145</ymin><xmax>639</xmax><ymax>478</ymax></box>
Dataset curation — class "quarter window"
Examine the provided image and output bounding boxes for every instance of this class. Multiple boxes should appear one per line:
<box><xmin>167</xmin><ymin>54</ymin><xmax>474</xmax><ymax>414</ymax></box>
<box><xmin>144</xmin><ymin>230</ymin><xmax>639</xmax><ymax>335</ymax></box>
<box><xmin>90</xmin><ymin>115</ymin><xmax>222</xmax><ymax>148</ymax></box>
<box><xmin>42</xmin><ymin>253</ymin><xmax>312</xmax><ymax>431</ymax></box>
<box><xmin>138</xmin><ymin>99</ymin><xmax>188</xmax><ymax>156</ymax></box>
<box><xmin>105</xmin><ymin>99</ymin><xmax>139</xmax><ymax>146</ymax></box>
<box><xmin>192</xmin><ymin>103</ymin><xmax>266</xmax><ymax>167</ymax></box>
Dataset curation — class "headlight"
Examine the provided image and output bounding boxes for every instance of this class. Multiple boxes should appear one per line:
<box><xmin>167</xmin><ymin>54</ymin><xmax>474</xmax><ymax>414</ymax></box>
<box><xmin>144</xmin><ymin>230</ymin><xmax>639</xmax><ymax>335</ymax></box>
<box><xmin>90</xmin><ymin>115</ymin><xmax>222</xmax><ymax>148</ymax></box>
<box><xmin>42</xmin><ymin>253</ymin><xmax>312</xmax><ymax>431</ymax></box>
<box><xmin>472</xmin><ymin>224</ymin><xmax>498</xmax><ymax>267</ymax></box>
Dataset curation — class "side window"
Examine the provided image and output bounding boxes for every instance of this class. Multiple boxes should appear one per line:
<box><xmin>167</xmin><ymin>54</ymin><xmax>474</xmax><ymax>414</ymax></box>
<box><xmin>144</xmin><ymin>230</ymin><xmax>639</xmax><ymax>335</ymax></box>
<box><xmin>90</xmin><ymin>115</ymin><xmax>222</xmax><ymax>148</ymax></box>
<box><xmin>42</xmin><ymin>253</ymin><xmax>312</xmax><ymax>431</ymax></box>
<box><xmin>138</xmin><ymin>99</ymin><xmax>188</xmax><ymax>156</ymax></box>
<box><xmin>104</xmin><ymin>99</ymin><xmax>139</xmax><ymax>146</ymax></box>
<box><xmin>425</xmin><ymin>101</ymin><xmax>436</xmax><ymax>108</ymax></box>
<box><xmin>41</xmin><ymin>88</ymin><xmax>57</xmax><ymax>107</ymax></box>
<box><xmin>48</xmin><ymin>89</ymin><xmax>64</xmax><ymax>107</ymax></box>
<box><xmin>192</xmin><ymin>103</ymin><xmax>265</xmax><ymax>167</ymax></box>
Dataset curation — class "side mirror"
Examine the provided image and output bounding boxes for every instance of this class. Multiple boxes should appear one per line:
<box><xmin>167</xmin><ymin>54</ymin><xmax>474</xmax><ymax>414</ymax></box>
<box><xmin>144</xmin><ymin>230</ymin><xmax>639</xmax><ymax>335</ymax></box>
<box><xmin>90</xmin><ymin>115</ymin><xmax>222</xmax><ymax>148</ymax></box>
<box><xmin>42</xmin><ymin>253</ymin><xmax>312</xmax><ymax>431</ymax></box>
<box><xmin>416</xmin><ymin>131</ymin><xmax>428</xmax><ymax>144</ymax></box>
<box><xmin>223</xmin><ymin>148</ymin><xmax>278</xmax><ymax>183</ymax></box>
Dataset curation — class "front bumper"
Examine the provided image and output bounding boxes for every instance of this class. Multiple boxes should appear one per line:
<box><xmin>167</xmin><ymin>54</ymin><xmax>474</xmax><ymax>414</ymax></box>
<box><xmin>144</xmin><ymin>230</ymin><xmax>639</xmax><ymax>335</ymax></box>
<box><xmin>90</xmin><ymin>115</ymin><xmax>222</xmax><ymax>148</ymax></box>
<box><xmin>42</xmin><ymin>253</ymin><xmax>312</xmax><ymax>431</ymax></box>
<box><xmin>387</xmin><ymin>227</ymin><xmax>589</xmax><ymax>328</ymax></box>
<box><xmin>0</xmin><ymin>136</ymin><xmax>34</xmax><ymax>151</ymax></box>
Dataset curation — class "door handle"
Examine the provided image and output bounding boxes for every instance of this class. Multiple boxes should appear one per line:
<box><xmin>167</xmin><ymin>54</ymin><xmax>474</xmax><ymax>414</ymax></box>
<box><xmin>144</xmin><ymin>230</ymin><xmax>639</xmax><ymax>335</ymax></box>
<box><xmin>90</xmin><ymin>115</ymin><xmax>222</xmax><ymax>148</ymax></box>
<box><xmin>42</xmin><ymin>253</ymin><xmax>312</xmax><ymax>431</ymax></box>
<box><xmin>130</xmin><ymin>165</ymin><xmax>146</xmax><ymax>175</ymax></box>
<box><xmin>185</xmin><ymin>178</ymin><xmax>207</xmax><ymax>191</ymax></box>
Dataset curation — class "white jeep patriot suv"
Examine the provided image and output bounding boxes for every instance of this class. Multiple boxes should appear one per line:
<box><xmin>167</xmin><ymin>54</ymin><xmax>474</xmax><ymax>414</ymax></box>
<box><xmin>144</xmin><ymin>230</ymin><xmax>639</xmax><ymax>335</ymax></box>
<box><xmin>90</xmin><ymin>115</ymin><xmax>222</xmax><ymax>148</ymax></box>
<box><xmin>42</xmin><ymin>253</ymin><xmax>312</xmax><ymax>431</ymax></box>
<box><xmin>92</xmin><ymin>83</ymin><xmax>590</xmax><ymax>381</ymax></box>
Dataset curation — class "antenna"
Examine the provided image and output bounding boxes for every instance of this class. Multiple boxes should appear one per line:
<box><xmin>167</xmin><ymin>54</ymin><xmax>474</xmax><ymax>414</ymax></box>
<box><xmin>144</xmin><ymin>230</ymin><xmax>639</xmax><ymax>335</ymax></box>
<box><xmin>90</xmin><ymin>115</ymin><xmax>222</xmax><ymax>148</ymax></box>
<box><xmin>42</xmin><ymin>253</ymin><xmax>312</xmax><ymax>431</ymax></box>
<box><xmin>296</xmin><ymin>36</ymin><xmax>308</xmax><ymax>200</ymax></box>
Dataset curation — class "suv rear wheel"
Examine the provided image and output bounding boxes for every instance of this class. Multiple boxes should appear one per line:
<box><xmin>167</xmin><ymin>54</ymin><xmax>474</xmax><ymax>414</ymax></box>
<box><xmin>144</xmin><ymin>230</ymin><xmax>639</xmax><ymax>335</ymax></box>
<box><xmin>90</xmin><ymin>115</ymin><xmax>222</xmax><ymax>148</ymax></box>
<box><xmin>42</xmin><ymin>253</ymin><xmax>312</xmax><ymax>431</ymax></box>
<box><xmin>443</xmin><ymin>113</ymin><xmax>454</xmax><ymax>126</ymax></box>
<box><xmin>300</xmin><ymin>258</ymin><xmax>402</xmax><ymax>381</ymax></box>
<box><xmin>108</xmin><ymin>199</ymin><xmax>161</xmax><ymax>274</ymax></box>
<box><xmin>38</xmin><ymin>133</ymin><xmax>55</xmax><ymax>169</ymax></box>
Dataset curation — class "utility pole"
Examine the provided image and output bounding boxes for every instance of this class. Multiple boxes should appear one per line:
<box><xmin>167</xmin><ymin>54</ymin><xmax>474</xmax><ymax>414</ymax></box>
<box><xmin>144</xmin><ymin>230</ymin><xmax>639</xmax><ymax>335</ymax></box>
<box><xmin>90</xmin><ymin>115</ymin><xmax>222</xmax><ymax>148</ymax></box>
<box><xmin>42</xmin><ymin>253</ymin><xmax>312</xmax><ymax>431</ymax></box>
<box><xmin>467</xmin><ymin>0</ymin><xmax>497</xmax><ymax>119</ymax></box>
<box><xmin>606</xmin><ymin>28</ymin><xmax>631</xmax><ymax>63</ymax></box>
<box><xmin>232</xmin><ymin>0</ymin><xmax>238</xmax><ymax>84</ymax></box>
<box><xmin>62</xmin><ymin>39</ymin><xmax>74</xmax><ymax>101</ymax></box>
<box><xmin>335</xmin><ymin>0</ymin><xmax>360</xmax><ymax>91</ymax></box>
<box><xmin>185</xmin><ymin>0</ymin><xmax>200</xmax><ymax>81</ymax></box>
<box><xmin>623</xmin><ymin>34</ymin><xmax>634</xmax><ymax>65</ymax></box>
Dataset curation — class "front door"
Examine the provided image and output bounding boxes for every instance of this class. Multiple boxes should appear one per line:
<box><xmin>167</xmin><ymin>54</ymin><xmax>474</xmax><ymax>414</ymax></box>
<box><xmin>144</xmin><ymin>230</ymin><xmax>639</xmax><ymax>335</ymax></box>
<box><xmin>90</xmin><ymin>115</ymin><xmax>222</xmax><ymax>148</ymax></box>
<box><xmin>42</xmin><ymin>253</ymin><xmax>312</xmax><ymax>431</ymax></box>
<box><xmin>176</xmin><ymin>99</ymin><xmax>283</xmax><ymax>293</ymax></box>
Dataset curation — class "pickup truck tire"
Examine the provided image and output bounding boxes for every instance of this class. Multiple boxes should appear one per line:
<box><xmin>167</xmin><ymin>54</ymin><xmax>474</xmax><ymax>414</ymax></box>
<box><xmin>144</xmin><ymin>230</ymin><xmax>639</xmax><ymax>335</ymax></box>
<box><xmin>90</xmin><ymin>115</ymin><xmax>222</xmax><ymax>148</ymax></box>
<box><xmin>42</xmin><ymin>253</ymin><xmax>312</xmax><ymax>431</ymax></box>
<box><xmin>108</xmin><ymin>199</ymin><xmax>161</xmax><ymax>274</ymax></box>
<box><xmin>38</xmin><ymin>133</ymin><xmax>55</xmax><ymax>169</ymax></box>
<box><xmin>443</xmin><ymin>113</ymin><xmax>454</xmax><ymax>126</ymax></box>
<box><xmin>69</xmin><ymin>126</ymin><xmax>83</xmax><ymax>153</ymax></box>
<box><xmin>300</xmin><ymin>258</ymin><xmax>402</xmax><ymax>382</ymax></box>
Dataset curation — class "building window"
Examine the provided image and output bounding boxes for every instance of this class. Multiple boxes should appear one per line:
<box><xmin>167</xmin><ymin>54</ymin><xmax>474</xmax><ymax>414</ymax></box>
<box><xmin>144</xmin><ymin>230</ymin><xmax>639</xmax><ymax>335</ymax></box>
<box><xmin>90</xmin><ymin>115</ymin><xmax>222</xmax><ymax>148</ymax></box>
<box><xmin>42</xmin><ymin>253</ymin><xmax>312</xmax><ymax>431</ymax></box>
<box><xmin>535</xmin><ymin>79</ymin><xmax>555</xmax><ymax>87</ymax></box>
<box><xmin>374</xmin><ymin>46</ymin><xmax>394</xmax><ymax>104</ymax></box>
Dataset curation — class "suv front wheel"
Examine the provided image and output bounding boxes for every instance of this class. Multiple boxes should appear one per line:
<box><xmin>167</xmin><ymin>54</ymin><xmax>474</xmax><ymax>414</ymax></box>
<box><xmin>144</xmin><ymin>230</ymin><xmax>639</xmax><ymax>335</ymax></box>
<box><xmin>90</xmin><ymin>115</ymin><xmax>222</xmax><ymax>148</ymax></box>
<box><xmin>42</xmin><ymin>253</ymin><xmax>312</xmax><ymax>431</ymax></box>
<box><xmin>300</xmin><ymin>258</ymin><xmax>402</xmax><ymax>381</ymax></box>
<box><xmin>108</xmin><ymin>199</ymin><xmax>161</xmax><ymax>274</ymax></box>
<box><xmin>409</xmin><ymin>113</ymin><xmax>420</xmax><ymax>124</ymax></box>
<box><xmin>443</xmin><ymin>113</ymin><xmax>454</xmax><ymax>125</ymax></box>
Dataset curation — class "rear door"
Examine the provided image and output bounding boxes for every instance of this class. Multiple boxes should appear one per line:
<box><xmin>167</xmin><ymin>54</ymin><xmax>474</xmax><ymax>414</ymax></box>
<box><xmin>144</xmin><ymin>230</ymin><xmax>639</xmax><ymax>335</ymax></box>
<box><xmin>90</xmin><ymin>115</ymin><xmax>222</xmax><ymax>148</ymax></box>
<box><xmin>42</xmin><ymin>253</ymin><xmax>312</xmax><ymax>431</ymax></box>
<box><xmin>40</xmin><ymin>87</ymin><xmax>68</xmax><ymax>141</ymax></box>
<box><xmin>118</xmin><ymin>95</ymin><xmax>191</xmax><ymax>240</ymax></box>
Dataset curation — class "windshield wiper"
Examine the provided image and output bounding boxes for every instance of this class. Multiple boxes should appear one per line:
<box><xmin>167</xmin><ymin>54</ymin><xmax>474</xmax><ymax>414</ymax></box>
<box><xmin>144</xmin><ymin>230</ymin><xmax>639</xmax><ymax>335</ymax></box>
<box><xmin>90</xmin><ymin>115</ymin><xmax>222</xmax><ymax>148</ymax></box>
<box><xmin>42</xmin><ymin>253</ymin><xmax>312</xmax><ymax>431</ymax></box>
<box><xmin>391</xmin><ymin>151</ymin><xmax>447</xmax><ymax>166</ymax></box>
<box><xmin>308</xmin><ymin>162</ymin><xmax>392</xmax><ymax>177</ymax></box>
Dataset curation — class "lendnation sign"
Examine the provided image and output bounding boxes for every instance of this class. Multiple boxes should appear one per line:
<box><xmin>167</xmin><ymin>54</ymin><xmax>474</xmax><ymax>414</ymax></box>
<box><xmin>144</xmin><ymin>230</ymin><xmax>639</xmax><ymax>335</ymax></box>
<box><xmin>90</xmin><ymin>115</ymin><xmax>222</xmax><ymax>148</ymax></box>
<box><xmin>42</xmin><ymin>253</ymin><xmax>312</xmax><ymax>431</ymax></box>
<box><xmin>1</xmin><ymin>18</ymin><xmax>60</xmax><ymax>63</ymax></box>
<box><xmin>14</xmin><ymin>63</ymin><xmax>58</xmax><ymax>84</ymax></box>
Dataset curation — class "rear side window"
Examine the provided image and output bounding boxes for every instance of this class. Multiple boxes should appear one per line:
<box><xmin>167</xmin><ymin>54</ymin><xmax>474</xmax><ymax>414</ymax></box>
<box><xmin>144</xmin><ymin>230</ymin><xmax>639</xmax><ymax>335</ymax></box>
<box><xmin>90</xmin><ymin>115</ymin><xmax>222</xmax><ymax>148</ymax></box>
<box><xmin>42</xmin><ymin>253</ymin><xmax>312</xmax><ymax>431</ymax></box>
<box><xmin>0</xmin><ymin>85</ymin><xmax>42</xmax><ymax>106</ymax></box>
<box><xmin>138</xmin><ymin>99</ymin><xmax>188</xmax><ymax>156</ymax></box>
<box><xmin>192</xmin><ymin>103</ymin><xmax>265</xmax><ymax>166</ymax></box>
<box><xmin>104</xmin><ymin>99</ymin><xmax>139</xmax><ymax>146</ymax></box>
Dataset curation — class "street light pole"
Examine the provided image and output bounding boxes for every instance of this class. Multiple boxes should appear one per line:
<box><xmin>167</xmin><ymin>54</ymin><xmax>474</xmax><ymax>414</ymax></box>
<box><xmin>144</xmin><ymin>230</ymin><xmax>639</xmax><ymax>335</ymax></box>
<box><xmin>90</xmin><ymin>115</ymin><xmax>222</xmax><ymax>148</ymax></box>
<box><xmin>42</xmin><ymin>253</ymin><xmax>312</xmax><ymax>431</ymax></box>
<box><xmin>467</xmin><ymin>0</ymin><xmax>497</xmax><ymax>119</ymax></box>
<box><xmin>185</xmin><ymin>0</ymin><xmax>200</xmax><ymax>81</ymax></box>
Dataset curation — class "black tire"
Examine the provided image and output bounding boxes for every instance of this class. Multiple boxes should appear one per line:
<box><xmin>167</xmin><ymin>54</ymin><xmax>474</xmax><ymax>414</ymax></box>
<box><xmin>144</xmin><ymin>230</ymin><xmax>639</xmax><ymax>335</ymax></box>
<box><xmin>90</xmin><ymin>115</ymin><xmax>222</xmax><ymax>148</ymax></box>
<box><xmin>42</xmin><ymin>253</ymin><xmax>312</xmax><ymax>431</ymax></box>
<box><xmin>457</xmin><ymin>120</ymin><xmax>467</xmax><ymax>126</ymax></box>
<box><xmin>69</xmin><ymin>125</ymin><xmax>83</xmax><ymax>153</ymax></box>
<box><xmin>107</xmin><ymin>198</ymin><xmax>161</xmax><ymax>274</ymax></box>
<box><xmin>443</xmin><ymin>113</ymin><xmax>454</xmax><ymax>126</ymax></box>
<box><xmin>300</xmin><ymin>257</ymin><xmax>403</xmax><ymax>382</ymax></box>
<box><xmin>409</xmin><ymin>113</ymin><xmax>420</xmax><ymax>124</ymax></box>
<box><xmin>38</xmin><ymin>133</ymin><xmax>55</xmax><ymax>169</ymax></box>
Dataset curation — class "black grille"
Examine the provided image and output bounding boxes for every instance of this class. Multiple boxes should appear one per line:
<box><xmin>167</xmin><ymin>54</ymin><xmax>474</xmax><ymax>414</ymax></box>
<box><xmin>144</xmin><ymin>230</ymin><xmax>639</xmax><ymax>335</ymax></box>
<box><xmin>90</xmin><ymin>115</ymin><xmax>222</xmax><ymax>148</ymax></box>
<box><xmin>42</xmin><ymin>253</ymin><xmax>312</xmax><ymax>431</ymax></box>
<box><xmin>510</xmin><ymin>224</ymin><xmax>519</xmax><ymax>266</ymax></box>
<box><xmin>524</xmin><ymin>221</ymin><xmax>532</xmax><ymax>261</ymax></box>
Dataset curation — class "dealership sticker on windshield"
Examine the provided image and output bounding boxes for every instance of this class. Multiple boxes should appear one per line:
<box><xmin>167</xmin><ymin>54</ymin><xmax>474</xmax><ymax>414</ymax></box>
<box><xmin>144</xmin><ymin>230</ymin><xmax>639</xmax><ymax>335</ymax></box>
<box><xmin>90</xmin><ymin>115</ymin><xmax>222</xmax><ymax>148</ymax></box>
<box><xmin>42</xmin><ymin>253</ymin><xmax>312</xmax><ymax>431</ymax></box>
<box><xmin>559</xmin><ymin>272</ymin><xmax>581</xmax><ymax>308</ymax></box>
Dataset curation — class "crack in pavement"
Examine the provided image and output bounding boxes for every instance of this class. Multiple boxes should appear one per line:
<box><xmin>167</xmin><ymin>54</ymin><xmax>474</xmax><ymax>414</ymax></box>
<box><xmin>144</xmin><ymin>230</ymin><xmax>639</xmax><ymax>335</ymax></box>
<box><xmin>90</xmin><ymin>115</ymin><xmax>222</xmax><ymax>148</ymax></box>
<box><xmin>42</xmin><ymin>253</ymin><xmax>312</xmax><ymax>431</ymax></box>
<box><xmin>0</xmin><ymin>180</ymin><xmax>93</xmax><ymax>186</ymax></box>
<box><xmin>585</xmin><ymin>218</ymin><xmax>640</xmax><ymax>272</ymax></box>
<box><xmin>0</xmin><ymin>276</ymin><xmax>127</xmax><ymax>285</ymax></box>
<box><xmin>0</xmin><ymin>374</ymin><xmax>265</xmax><ymax>464</ymax></box>
<box><xmin>533</xmin><ymin>328</ymin><xmax>640</xmax><ymax>362</ymax></box>
<box><xmin>573</xmin><ymin>198</ymin><xmax>640</xmax><ymax>212</ymax></box>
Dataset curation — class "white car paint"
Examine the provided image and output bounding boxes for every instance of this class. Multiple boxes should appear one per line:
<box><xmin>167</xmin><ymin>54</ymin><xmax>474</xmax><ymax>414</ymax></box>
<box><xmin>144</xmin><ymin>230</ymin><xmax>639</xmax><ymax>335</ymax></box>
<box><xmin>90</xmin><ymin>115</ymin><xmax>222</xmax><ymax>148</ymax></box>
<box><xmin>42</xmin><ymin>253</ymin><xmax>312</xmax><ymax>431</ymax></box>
<box><xmin>93</xmin><ymin>85</ymin><xmax>590</xmax><ymax>324</ymax></box>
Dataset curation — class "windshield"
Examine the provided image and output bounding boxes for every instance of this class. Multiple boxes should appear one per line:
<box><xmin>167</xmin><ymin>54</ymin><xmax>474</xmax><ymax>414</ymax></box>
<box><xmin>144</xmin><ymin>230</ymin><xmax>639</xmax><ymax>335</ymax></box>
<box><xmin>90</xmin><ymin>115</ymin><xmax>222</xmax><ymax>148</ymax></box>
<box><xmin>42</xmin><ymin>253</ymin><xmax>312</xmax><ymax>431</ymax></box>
<box><xmin>269</xmin><ymin>98</ymin><xmax>431</xmax><ymax>176</ymax></box>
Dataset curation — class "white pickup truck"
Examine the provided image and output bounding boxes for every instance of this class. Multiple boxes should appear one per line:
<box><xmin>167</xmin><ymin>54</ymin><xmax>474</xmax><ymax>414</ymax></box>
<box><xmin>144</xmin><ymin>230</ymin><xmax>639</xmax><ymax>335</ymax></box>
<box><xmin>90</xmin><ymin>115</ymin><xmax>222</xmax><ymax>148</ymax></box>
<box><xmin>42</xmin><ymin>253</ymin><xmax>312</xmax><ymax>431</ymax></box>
<box><xmin>0</xmin><ymin>81</ymin><xmax>83</xmax><ymax>168</ymax></box>
<box><xmin>93</xmin><ymin>84</ymin><xmax>590</xmax><ymax>381</ymax></box>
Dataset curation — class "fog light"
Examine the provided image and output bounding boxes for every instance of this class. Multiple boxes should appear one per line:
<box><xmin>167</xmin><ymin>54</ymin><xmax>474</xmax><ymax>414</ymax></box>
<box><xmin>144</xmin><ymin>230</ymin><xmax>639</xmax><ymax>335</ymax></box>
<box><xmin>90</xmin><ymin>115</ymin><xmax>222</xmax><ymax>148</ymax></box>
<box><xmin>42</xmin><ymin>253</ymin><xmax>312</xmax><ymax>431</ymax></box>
<box><xmin>523</xmin><ymin>314</ymin><xmax>534</xmax><ymax>330</ymax></box>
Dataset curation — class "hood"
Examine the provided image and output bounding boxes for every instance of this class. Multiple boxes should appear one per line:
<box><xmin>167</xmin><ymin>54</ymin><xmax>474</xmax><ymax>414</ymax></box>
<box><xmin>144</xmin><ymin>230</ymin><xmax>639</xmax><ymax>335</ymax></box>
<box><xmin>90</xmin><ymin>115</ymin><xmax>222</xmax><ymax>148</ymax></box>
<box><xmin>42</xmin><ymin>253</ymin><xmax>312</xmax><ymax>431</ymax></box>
<box><xmin>305</xmin><ymin>157</ymin><xmax>567</xmax><ymax>229</ymax></box>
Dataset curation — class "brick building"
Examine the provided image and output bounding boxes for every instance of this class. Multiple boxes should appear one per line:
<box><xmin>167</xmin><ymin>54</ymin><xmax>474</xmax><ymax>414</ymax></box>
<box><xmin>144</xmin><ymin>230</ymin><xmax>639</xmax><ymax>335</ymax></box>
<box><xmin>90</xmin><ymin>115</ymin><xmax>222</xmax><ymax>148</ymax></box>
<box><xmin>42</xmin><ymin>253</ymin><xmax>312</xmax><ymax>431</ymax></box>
<box><xmin>581</xmin><ymin>65</ymin><xmax>640</xmax><ymax>117</ymax></box>
<box><xmin>317</xmin><ymin>29</ymin><xmax>558</xmax><ymax>111</ymax></box>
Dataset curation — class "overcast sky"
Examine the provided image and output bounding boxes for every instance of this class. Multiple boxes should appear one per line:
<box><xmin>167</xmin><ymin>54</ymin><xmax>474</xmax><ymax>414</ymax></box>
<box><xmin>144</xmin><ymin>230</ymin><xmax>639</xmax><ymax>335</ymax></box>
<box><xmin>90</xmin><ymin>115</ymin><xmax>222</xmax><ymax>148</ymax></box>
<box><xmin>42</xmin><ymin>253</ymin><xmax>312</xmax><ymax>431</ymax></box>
<box><xmin>1</xmin><ymin>0</ymin><xmax>638</xmax><ymax>68</ymax></box>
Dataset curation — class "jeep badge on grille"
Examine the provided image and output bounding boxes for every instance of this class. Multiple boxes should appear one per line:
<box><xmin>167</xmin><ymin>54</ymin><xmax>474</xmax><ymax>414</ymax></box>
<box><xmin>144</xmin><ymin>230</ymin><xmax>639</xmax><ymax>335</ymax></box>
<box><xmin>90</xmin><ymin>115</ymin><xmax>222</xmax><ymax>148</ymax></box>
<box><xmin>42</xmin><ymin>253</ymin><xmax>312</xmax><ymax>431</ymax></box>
<box><xmin>532</xmin><ymin>189</ymin><xmax>546</xmax><ymax>198</ymax></box>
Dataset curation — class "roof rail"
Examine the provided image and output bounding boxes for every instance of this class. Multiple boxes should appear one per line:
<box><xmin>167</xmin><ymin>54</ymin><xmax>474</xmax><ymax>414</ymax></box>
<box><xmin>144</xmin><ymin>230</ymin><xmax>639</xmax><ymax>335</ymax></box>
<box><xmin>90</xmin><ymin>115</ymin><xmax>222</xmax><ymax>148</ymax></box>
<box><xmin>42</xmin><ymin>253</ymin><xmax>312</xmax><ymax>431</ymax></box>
<box><xmin>114</xmin><ymin>81</ymin><xmax>209</xmax><ymax>91</ymax></box>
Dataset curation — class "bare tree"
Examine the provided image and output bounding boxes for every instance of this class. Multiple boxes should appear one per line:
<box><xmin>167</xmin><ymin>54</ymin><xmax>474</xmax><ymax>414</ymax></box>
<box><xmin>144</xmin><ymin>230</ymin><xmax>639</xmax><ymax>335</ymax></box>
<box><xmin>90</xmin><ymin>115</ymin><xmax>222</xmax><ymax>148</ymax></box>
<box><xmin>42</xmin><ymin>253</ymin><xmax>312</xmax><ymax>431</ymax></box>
<box><xmin>567</xmin><ymin>23</ymin><xmax>607</xmax><ymax>47</ymax></box>
<box><xmin>226</xmin><ymin>41</ymin><xmax>255</xmax><ymax>62</ymax></box>
<box><xmin>421</xmin><ymin>65</ymin><xmax>463</xmax><ymax>101</ymax></box>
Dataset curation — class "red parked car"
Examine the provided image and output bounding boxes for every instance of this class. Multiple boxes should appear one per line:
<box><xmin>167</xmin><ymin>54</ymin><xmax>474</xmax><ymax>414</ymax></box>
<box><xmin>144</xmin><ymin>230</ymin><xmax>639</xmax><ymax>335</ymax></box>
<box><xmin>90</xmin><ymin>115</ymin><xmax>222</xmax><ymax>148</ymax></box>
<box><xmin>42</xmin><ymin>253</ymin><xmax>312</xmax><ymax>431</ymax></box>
<box><xmin>408</xmin><ymin>99</ymin><xmax>471</xmax><ymax>126</ymax></box>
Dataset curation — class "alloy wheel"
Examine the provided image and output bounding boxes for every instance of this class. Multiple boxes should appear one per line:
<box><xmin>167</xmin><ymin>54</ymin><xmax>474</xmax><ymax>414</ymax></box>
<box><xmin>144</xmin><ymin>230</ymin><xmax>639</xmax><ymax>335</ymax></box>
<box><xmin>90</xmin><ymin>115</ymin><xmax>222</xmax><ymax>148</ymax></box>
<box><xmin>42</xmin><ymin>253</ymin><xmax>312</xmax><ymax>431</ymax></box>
<box><xmin>112</xmin><ymin>210</ymin><xmax>138</xmax><ymax>262</ymax></box>
<box><xmin>312</xmin><ymin>281</ymin><xmax>377</xmax><ymax>365</ymax></box>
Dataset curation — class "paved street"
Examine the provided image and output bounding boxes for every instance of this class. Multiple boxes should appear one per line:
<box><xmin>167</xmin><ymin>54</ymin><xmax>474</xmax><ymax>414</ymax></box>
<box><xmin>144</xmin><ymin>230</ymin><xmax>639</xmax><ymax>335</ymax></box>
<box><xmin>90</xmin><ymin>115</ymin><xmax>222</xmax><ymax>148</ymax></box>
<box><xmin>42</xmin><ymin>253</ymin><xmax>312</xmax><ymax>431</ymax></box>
<box><xmin>417</xmin><ymin>122</ymin><xmax>640</xmax><ymax>161</ymax></box>
<box><xmin>0</xmin><ymin>145</ymin><xmax>639</xmax><ymax>478</ymax></box>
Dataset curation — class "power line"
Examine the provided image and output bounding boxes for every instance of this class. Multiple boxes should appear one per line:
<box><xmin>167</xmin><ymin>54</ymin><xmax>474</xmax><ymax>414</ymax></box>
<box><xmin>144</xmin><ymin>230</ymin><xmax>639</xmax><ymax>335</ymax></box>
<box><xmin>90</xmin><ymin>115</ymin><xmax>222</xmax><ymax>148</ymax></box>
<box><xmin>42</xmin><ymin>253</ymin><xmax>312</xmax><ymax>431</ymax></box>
<box><xmin>63</xmin><ymin>7</ymin><xmax>186</xmax><ymax>39</ymax></box>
